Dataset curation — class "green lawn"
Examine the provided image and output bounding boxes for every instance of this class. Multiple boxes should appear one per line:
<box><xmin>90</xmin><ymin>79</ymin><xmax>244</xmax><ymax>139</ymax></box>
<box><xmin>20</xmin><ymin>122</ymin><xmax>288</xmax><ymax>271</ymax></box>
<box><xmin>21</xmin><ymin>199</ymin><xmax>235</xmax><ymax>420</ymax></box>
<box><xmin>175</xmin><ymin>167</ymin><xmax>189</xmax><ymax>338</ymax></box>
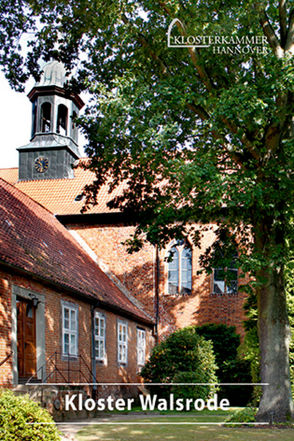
<box><xmin>76</xmin><ymin>415</ymin><xmax>294</xmax><ymax>441</ymax></box>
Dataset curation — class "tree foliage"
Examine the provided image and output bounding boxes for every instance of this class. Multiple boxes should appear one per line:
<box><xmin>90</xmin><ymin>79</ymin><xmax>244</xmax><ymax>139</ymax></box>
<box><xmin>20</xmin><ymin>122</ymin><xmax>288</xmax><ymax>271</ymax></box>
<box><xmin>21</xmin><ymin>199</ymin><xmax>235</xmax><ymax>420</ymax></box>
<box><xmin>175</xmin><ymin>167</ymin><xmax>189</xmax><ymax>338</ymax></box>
<box><xmin>0</xmin><ymin>0</ymin><xmax>294</xmax><ymax>422</ymax></box>
<box><xmin>140</xmin><ymin>327</ymin><xmax>218</xmax><ymax>400</ymax></box>
<box><xmin>196</xmin><ymin>324</ymin><xmax>252</xmax><ymax>405</ymax></box>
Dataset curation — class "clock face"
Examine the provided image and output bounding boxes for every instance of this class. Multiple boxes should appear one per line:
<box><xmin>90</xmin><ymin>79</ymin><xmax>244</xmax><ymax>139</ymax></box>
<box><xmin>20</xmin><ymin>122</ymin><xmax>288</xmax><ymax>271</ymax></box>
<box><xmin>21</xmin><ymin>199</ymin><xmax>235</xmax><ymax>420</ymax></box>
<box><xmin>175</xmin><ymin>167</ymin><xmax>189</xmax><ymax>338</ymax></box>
<box><xmin>34</xmin><ymin>156</ymin><xmax>49</xmax><ymax>173</ymax></box>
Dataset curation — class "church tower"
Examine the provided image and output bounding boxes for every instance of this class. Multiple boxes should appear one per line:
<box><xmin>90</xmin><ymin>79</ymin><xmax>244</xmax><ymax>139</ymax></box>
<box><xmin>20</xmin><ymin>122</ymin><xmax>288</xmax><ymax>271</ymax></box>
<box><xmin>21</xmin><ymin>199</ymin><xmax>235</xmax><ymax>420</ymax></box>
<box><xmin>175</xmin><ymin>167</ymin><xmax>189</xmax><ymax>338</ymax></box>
<box><xmin>17</xmin><ymin>61</ymin><xmax>84</xmax><ymax>180</ymax></box>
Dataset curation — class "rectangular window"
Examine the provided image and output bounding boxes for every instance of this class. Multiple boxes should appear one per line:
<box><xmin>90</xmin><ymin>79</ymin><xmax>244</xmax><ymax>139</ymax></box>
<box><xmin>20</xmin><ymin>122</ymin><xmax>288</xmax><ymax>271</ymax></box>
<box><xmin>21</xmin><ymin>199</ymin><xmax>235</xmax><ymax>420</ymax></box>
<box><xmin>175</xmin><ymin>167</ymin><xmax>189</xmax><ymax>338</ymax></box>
<box><xmin>94</xmin><ymin>312</ymin><xmax>106</xmax><ymax>361</ymax></box>
<box><xmin>62</xmin><ymin>302</ymin><xmax>78</xmax><ymax>356</ymax></box>
<box><xmin>213</xmin><ymin>268</ymin><xmax>238</xmax><ymax>295</ymax></box>
<box><xmin>117</xmin><ymin>320</ymin><xmax>128</xmax><ymax>364</ymax></box>
<box><xmin>137</xmin><ymin>328</ymin><xmax>146</xmax><ymax>366</ymax></box>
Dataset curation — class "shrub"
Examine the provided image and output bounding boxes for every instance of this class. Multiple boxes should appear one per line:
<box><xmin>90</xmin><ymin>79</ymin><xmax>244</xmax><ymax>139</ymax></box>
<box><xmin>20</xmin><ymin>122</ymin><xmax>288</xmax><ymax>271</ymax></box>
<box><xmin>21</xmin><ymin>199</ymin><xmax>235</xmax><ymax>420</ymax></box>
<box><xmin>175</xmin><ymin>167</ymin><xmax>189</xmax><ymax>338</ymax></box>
<box><xmin>196</xmin><ymin>324</ymin><xmax>252</xmax><ymax>405</ymax></box>
<box><xmin>0</xmin><ymin>389</ymin><xmax>60</xmax><ymax>441</ymax></box>
<box><xmin>225</xmin><ymin>406</ymin><xmax>257</xmax><ymax>425</ymax></box>
<box><xmin>171</xmin><ymin>371</ymin><xmax>217</xmax><ymax>401</ymax></box>
<box><xmin>140</xmin><ymin>327</ymin><xmax>218</xmax><ymax>400</ymax></box>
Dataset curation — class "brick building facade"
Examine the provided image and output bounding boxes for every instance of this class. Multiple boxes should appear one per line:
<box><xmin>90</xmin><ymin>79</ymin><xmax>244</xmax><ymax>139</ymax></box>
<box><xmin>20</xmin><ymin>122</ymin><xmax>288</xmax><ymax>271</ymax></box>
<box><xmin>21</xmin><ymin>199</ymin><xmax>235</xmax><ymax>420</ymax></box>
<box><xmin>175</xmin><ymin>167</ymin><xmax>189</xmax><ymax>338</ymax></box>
<box><xmin>0</xmin><ymin>61</ymin><xmax>248</xmax><ymax>388</ymax></box>
<box><xmin>0</xmin><ymin>179</ymin><xmax>154</xmax><ymax>387</ymax></box>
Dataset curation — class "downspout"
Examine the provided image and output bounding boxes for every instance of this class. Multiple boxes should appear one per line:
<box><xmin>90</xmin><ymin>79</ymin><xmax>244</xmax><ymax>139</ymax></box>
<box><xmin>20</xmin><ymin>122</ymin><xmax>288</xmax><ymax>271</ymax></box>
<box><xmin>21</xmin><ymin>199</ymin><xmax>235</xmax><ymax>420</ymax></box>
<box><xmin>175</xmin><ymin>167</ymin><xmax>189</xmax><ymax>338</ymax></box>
<box><xmin>91</xmin><ymin>304</ymin><xmax>97</xmax><ymax>398</ymax></box>
<box><xmin>154</xmin><ymin>245</ymin><xmax>160</xmax><ymax>344</ymax></box>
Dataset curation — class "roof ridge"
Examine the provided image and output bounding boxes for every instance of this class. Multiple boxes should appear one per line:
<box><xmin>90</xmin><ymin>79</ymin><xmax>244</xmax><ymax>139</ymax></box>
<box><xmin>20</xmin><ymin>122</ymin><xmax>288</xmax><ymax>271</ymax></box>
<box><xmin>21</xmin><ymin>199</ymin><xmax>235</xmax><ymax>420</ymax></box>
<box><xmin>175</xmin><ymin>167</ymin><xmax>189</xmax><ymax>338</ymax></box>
<box><xmin>0</xmin><ymin>177</ymin><xmax>56</xmax><ymax>216</ymax></box>
<box><xmin>0</xmin><ymin>177</ymin><xmax>153</xmax><ymax>325</ymax></box>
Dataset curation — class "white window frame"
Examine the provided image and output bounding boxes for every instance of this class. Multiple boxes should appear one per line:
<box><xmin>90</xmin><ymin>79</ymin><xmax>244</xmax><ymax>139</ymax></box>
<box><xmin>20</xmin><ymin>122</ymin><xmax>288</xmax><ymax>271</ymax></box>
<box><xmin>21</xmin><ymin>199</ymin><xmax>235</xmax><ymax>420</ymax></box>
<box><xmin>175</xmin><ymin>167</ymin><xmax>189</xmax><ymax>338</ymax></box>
<box><xmin>137</xmin><ymin>328</ymin><xmax>146</xmax><ymax>366</ymax></box>
<box><xmin>166</xmin><ymin>240</ymin><xmax>192</xmax><ymax>295</ymax></box>
<box><xmin>117</xmin><ymin>320</ymin><xmax>128</xmax><ymax>364</ymax></box>
<box><xmin>61</xmin><ymin>301</ymin><xmax>78</xmax><ymax>357</ymax></box>
<box><xmin>94</xmin><ymin>312</ymin><xmax>106</xmax><ymax>361</ymax></box>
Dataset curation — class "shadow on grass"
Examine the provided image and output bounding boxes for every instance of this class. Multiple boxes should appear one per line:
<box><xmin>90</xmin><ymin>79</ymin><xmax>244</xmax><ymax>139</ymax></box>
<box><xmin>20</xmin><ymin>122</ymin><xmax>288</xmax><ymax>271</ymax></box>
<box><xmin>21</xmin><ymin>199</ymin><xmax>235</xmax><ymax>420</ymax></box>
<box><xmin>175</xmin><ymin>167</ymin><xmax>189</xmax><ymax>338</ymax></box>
<box><xmin>76</xmin><ymin>416</ymin><xmax>294</xmax><ymax>441</ymax></box>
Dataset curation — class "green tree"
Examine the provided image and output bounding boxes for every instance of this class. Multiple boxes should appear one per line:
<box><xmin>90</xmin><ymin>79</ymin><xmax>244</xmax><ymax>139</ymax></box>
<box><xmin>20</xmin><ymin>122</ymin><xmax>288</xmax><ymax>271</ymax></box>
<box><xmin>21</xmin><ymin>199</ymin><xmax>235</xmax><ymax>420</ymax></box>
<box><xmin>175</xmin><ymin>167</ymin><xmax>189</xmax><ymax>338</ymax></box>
<box><xmin>0</xmin><ymin>0</ymin><xmax>293</xmax><ymax>422</ymax></box>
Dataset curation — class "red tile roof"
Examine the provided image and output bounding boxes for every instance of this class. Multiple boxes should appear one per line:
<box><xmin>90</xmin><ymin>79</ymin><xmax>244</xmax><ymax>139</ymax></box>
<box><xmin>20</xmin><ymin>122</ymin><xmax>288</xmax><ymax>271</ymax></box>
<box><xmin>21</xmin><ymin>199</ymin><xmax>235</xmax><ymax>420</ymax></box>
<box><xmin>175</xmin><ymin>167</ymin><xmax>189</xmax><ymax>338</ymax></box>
<box><xmin>0</xmin><ymin>168</ymin><xmax>19</xmax><ymax>185</ymax></box>
<box><xmin>0</xmin><ymin>160</ymin><xmax>123</xmax><ymax>216</ymax></box>
<box><xmin>0</xmin><ymin>178</ymin><xmax>153</xmax><ymax>325</ymax></box>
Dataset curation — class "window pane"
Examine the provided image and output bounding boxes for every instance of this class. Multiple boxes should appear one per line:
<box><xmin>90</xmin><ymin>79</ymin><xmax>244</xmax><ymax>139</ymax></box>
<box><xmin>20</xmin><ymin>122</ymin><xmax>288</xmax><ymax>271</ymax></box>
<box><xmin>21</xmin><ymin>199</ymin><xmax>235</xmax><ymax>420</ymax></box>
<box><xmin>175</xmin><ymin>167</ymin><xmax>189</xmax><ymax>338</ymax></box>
<box><xmin>70</xmin><ymin>310</ymin><xmax>76</xmax><ymax>330</ymax></box>
<box><xmin>137</xmin><ymin>329</ymin><xmax>146</xmax><ymax>365</ymax></box>
<box><xmin>118</xmin><ymin>322</ymin><xmax>127</xmax><ymax>363</ymax></box>
<box><xmin>57</xmin><ymin>104</ymin><xmax>68</xmax><ymax>135</ymax></box>
<box><xmin>100</xmin><ymin>321</ymin><xmax>104</xmax><ymax>337</ymax></box>
<box><xmin>41</xmin><ymin>102</ymin><xmax>51</xmax><ymax>132</ymax></box>
<box><xmin>213</xmin><ymin>269</ymin><xmax>225</xmax><ymax>294</ymax></box>
<box><xmin>95</xmin><ymin>318</ymin><xmax>99</xmax><ymax>335</ymax></box>
<box><xmin>214</xmin><ymin>268</ymin><xmax>225</xmax><ymax>281</ymax></box>
<box><xmin>64</xmin><ymin>333</ymin><xmax>69</xmax><ymax>354</ymax></box>
<box><xmin>181</xmin><ymin>247</ymin><xmax>192</xmax><ymax>294</ymax></box>
<box><xmin>168</xmin><ymin>247</ymin><xmax>179</xmax><ymax>294</ymax></box>
<box><xmin>227</xmin><ymin>269</ymin><xmax>238</xmax><ymax>294</ymax></box>
<box><xmin>70</xmin><ymin>334</ymin><xmax>76</xmax><ymax>355</ymax></box>
<box><xmin>64</xmin><ymin>308</ymin><xmax>69</xmax><ymax>329</ymax></box>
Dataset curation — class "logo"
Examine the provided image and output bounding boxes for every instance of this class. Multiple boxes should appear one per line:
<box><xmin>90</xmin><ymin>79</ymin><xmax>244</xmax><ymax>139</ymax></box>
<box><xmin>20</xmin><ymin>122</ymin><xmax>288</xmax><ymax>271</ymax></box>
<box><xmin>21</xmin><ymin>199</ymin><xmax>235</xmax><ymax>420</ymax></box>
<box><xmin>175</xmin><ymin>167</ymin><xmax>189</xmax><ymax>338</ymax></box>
<box><xmin>167</xmin><ymin>18</ymin><xmax>210</xmax><ymax>48</ymax></box>
<box><xmin>167</xmin><ymin>18</ymin><xmax>268</xmax><ymax>55</ymax></box>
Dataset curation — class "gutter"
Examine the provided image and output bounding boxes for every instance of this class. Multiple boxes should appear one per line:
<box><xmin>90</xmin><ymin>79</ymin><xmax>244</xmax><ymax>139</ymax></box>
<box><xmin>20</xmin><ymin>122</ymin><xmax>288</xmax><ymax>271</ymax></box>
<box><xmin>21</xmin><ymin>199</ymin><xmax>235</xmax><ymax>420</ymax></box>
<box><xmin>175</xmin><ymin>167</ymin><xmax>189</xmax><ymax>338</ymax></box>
<box><xmin>0</xmin><ymin>260</ymin><xmax>154</xmax><ymax>327</ymax></box>
<box><xmin>154</xmin><ymin>245</ymin><xmax>160</xmax><ymax>344</ymax></box>
<box><xmin>91</xmin><ymin>304</ymin><xmax>97</xmax><ymax>396</ymax></box>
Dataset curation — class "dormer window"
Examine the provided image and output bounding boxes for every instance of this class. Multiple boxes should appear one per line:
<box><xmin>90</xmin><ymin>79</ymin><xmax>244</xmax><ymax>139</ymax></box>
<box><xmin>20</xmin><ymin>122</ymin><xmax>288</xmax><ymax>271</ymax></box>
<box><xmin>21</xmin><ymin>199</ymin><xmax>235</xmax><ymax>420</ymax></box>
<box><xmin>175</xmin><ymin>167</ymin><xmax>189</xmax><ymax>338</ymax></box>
<box><xmin>41</xmin><ymin>102</ymin><xmax>51</xmax><ymax>132</ymax></box>
<box><xmin>57</xmin><ymin>104</ymin><xmax>68</xmax><ymax>136</ymax></box>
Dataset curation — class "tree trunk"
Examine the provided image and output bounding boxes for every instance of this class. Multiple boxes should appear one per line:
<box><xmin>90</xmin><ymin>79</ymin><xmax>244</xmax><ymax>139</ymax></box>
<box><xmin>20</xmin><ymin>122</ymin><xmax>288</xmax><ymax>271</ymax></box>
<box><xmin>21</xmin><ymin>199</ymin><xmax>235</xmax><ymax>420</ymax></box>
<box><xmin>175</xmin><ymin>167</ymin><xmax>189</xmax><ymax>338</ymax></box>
<box><xmin>255</xmin><ymin>224</ymin><xmax>294</xmax><ymax>422</ymax></box>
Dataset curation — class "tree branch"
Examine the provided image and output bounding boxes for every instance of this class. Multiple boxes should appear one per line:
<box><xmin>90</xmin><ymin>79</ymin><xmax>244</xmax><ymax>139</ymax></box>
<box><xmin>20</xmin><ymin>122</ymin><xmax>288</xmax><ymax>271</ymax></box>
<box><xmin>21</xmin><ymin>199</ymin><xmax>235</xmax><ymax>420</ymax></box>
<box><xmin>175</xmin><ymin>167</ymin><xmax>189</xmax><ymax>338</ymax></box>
<box><xmin>279</xmin><ymin>0</ymin><xmax>288</xmax><ymax>46</ymax></box>
<box><xmin>124</xmin><ymin>6</ymin><xmax>260</xmax><ymax>167</ymax></box>
<box><xmin>259</xmin><ymin>9</ymin><xmax>284</xmax><ymax>58</ymax></box>
<box><xmin>186</xmin><ymin>103</ymin><xmax>250</xmax><ymax>168</ymax></box>
<box><xmin>121</xmin><ymin>14</ymin><xmax>169</xmax><ymax>75</ymax></box>
<box><xmin>285</xmin><ymin>9</ymin><xmax>294</xmax><ymax>54</ymax></box>
<box><xmin>186</xmin><ymin>103</ymin><xmax>210</xmax><ymax>120</ymax></box>
<box><xmin>158</xmin><ymin>1</ymin><xmax>214</xmax><ymax>92</ymax></box>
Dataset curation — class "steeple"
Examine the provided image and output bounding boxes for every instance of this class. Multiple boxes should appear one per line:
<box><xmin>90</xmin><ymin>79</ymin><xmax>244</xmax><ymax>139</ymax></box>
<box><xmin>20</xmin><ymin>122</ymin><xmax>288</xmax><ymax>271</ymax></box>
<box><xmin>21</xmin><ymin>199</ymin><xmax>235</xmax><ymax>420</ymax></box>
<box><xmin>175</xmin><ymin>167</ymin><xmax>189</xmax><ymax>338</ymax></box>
<box><xmin>17</xmin><ymin>61</ymin><xmax>84</xmax><ymax>181</ymax></box>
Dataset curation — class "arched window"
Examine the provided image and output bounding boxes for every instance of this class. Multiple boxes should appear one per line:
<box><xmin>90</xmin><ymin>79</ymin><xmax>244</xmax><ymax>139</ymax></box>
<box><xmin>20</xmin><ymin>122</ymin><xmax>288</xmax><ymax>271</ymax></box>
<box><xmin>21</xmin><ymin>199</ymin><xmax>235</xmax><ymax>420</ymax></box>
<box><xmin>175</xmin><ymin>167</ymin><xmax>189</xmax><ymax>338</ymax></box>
<box><xmin>167</xmin><ymin>246</ymin><xmax>179</xmax><ymax>295</ymax></box>
<box><xmin>41</xmin><ymin>102</ymin><xmax>51</xmax><ymax>132</ymax></box>
<box><xmin>167</xmin><ymin>241</ymin><xmax>192</xmax><ymax>295</ymax></box>
<box><xmin>31</xmin><ymin>100</ymin><xmax>37</xmax><ymax>137</ymax></box>
<box><xmin>72</xmin><ymin>111</ymin><xmax>77</xmax><ymax>130</ymax></box>
<box><xmin>71</xmin><ymin>110</ymin><xmax>78</xmax><ymax>139</ymax></box>
<box><xmin>213</xmin><ymin>250</ymin><xmax>238</xmax><ymax>295</ymax></box>
<box><xmin>57</xmin><ymin>104</ymin><xmax>68</xmax><ymax>135</ymax></box>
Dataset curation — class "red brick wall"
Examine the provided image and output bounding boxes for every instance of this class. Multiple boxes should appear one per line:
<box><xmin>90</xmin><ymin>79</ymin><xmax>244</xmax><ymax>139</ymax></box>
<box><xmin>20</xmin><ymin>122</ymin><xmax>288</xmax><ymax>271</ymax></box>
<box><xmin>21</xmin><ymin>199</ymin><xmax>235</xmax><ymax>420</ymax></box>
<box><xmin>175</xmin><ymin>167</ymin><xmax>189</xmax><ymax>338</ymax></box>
<box><xmin>0</xmin><ymin>267</ymin><xmax>153</xmax><ymax>386</ymax></box>
<box><xmin>44</xmin><ymin>289</ymin><xmax>92</xmax><ymax>384</ymax></box>
<box><xmin>70</xmin><ymin>223</ymin><xmax>248</xmax><ymax>337</ymax></box>
<box><xmin>94</xmin><ymin>307</ymin><xmax>153</xmax><ymax>383</ymax></box>
<box><xmin>0</xmin><ymin>270</ymin><xmax>13</xmax><ymax>386</ymax></box>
